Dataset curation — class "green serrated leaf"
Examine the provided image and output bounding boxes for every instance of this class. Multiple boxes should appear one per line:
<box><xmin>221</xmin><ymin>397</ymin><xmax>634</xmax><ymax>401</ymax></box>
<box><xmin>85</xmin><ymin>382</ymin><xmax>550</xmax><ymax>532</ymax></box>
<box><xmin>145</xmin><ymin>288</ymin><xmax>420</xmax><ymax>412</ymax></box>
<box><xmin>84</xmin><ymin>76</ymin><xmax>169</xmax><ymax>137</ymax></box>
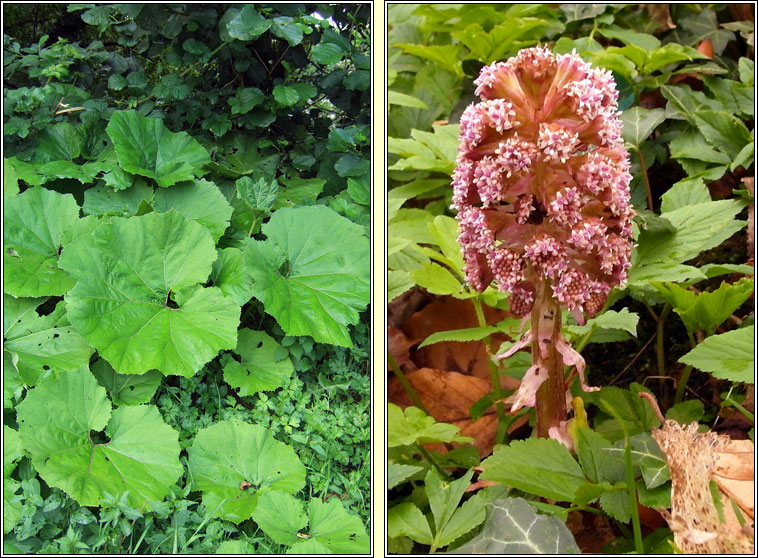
<box><xmin>153</xmin><ymin>179</ymin><xmax>233</xmax><ymax>242</ymax></box>
<box><xmin>3</xmin><ymin>296</ymin><xmax>94</xmax><ymax>386</ymax></box>
<box><xmin>621</xmin><ymin>107</ymin><xmax>665</xmax><ymax>148</ymax></box>
<box><xmin>106</xmin><ymin>110</ymin><xmax>210</xmax><ymax>187</ymax></box>
<box><xmin>16</xmin><ymin>366</ymin><xmax>182</xmax><ymax>508</ymax></box>
<box><xmin>273</xmin><ymin>85</ymin><xmax>300</xmax><ymax>106</ymax></box>
<box><xmin>311</xmin><ymin>42</ymin><xmax>345</xmax><ymax>65</ymax></box>
<box><xmin>187</xmin><ymin>419</ymin><xmax>306</xmax><ymax>523</ymax></box>
<box><xmin>388</xmin><ymin>462</ymin><xmax>424</xmax><ymax>489</ymax></box>
<box><xmin>388</xmin><ymin>503</ymin><xmax>434</xmax><ymax>545</ymax></box>
<box><xmin>222</xmin><ymin>329</ymin><xmax>293</xmax><ymax>395</ymax></box>
<box><xmin>480</xmin><ymin>438</ymin><xmax>585</xmax><ymax>502</ymax></box>
<box><xmin>679</xmin><ymin>326</ymin><xmax>754</xmax><ymax>383</ymax></box>
<box><xmin>59</xmin><ymin>211</ymin><xmax>240</xmax><ymax>376</ymax></box>
<box><xmin>388</xmin><ymin>404</ymin><xmax>473</xmax><ymax>447</ymax></box>
<box><xmin>236</xmin><ymin>176</ymin><xmax>278</xmax><ymax>212</ymax></box>
<box><xmin>4</xmin><ymin>186</ymin><xmax>80</xmax><ymax>297</ymax></box>
<box><xmin>90</xmin><ymin>358</ymin><xmax>161</xmax><ymax>406</ymax></box>
<box><xmin>226</xmin><ymin>6</ymin><xmax>271</xmax><ymax>41</ymax></box>
<box><xmin>244</xmin><ymin>206</ymin><xmax>369</xmax><ymax>347</ymax></box>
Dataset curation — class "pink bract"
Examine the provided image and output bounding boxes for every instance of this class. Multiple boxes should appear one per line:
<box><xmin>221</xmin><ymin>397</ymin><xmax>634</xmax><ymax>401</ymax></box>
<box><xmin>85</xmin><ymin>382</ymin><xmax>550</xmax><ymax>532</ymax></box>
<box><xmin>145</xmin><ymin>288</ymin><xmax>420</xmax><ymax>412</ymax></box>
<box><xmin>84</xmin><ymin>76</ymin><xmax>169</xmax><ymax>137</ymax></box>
<box><xmin>453</xmin><ymin>46</ymin><xmax>634</xmax><ymax>322</ymax></box>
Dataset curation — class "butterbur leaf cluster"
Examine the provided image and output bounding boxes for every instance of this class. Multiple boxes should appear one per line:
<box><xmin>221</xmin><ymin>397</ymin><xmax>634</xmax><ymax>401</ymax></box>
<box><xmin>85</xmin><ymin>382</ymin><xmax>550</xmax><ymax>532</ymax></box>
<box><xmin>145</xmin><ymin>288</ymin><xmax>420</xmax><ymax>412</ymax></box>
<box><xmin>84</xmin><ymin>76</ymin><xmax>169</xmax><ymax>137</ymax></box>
<box><xmin>4</xmin><ymin>4</ymin><xmax>370</xmax><ymax>552</ymax></box>
<box><xmin>453</xmin><ymin>46</ymin><xmax>634</xmax><ymax>323</ymax></box>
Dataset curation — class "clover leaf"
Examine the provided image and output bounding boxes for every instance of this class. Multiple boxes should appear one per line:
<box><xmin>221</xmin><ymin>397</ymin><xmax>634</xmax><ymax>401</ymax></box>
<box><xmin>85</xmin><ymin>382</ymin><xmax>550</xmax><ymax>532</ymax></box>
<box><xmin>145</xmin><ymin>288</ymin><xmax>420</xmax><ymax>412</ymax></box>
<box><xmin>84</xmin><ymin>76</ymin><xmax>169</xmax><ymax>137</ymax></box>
<box><xmin>4</xmin><ymin>186</ymin><xmax>80</xmax><ymax>297</ymax></box>
<box><xmin>187</xmin><ymin>419</ymin><xmax>306</xmax><ymax>523</ymax></box>
<box><xmin>59</xmin><ymin>210</ymin><xmax>240</xmax><ymax>376</ymax></box>
<box><xmin>16</xmin><ymin>366</ymin><xmax>182</xmax><ymax>508</ymax></box>
<box><xmin>105</xmin><ymin>110</ymin><xmax>210</xmax><ymax>187</ymax></box>
<box><xmin>244</xmin><ymin>206</ymin><xmax>369</xmax><ymax>347</ymax></box>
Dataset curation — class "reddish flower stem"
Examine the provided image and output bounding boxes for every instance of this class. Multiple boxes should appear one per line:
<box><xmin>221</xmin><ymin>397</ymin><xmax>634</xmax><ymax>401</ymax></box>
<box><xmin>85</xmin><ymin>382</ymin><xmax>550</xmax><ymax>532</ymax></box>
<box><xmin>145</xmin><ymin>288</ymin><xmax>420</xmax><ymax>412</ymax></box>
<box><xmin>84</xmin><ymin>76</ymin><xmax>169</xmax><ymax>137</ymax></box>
<box><xmin>532</xmin><ymin>281</ymin><xmax>566</xmax><ymax>438</ymax></box>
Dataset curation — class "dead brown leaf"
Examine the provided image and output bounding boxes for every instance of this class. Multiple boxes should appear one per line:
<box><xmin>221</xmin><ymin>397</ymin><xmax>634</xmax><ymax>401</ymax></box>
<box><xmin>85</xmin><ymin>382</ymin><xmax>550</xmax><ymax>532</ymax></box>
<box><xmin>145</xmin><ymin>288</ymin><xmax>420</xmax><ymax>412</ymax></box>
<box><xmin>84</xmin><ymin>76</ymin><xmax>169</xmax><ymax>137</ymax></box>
<box><xmin>652</xmin><ymin>421</ymin><xmax>754</xmax><ymax>554</ymax></box>
<box><xmin>400</xmin><ymin>296</ymin><xmax>515</xmax><ymax>381</ymax></box>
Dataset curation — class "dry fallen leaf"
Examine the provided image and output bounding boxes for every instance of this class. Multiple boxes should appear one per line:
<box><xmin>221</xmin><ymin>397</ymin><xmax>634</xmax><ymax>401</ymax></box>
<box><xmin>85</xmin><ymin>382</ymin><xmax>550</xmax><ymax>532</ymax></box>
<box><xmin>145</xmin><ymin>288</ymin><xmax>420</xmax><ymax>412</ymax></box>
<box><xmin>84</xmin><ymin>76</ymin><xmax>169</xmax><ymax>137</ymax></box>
<box><xmin>652</xmin><ymin>421</ymin><xmax>754</xmax><ymax>554</ymax></box>
<box><xmin>401</xmin><ymin>297</ymin><xmax>513</xmax><ymax>380</ymax></box>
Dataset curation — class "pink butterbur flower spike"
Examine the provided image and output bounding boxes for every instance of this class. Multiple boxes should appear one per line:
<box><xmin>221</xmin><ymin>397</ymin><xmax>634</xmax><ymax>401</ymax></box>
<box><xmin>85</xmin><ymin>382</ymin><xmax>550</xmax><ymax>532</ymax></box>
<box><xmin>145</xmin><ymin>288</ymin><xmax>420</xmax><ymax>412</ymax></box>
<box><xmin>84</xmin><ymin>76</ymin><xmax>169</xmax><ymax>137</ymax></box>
<box><xmin>452</xmin><ymin>47</ymin><xmax>634</xmax><ymax>444</ymax></box>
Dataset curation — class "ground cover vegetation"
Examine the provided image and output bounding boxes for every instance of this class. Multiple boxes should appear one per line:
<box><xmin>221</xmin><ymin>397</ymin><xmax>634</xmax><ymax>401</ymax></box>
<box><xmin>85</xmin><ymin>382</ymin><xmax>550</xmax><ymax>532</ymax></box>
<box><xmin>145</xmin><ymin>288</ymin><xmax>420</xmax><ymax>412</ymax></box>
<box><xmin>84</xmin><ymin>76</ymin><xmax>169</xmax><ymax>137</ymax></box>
<box><xmin>387</xmin><ymin>4</ymin><xmax>754</xmax><ymax>554</ymax></box>
<box><xmin>3</xmin><ymin>3</ymin><xmax>371</xmax><ymax>554</ymax></box>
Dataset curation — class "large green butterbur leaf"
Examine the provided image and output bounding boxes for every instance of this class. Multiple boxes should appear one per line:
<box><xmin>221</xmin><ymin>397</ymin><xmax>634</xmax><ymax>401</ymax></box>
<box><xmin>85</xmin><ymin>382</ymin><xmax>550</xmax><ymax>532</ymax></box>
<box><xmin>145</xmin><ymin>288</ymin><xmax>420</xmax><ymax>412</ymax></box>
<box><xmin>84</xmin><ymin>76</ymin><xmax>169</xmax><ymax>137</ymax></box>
<box><xmin>105</xmin><ymin>110</ymin><xmax>210</xmax><ymax>187</ymax></box>
<box><xmin>3</xmin><ymin>295</ymin><xmax>94</xmax><ymax>386</ymax></box>
<box><xmin>4</xmin><ymin>186</ymin><xmax>80</xmax><ymax>297</ymax></box>
<box><xmin>153</xmin><ymin>179</ymin><xmax>233</xmax><ymax>242</ymax></box>
<box><xmin>187</xmin><ymin>419</ymin><xmax>306</xmax><ymax>523</ymax></box>
<box><xmin>245</xmin><ymin>206</ymin><xmax>369</xmax><ymax>347</ymax></box>
<box><xmin>252</xmin><ymin>492</ymin><xmax>370</xmax><ymax>554</ymax></box>
<box><xmin>16</xmin><ymin>366</ymin><xmax>182</xmax><ymax>508</ymax></box>
<box><xmin>221</xmin><ymin>329</ymin><xmax>293</xmax><ymax>395</ymax></box>
<box><xmin>59</xmin><ymin>210</ymin><xmax>240</xmax><ymax>376</ymax></box>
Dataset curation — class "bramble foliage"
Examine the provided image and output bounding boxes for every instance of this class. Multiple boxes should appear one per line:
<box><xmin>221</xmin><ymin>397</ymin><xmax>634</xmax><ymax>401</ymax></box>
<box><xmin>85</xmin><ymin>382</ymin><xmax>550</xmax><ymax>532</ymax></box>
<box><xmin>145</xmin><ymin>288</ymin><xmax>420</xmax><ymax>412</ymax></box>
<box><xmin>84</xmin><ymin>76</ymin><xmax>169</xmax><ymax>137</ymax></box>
<box><xmin>388</xmin><ymin>4</ymin><xmax>753</xmax><ymax>554</ymax></box>
<box><xmin>4</xmin><ymin>4</ymin><xmax>370</xmax><ymax>554</ymax></box>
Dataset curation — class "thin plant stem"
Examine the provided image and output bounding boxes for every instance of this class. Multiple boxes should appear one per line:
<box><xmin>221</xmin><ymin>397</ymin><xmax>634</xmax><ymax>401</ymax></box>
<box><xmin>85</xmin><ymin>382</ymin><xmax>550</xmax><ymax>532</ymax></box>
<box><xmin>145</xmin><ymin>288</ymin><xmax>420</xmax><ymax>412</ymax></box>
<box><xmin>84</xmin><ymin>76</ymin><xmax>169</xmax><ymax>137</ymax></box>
<box><xmin>636</xmin><ymin>147</ymin><xmax>654</xmax><ymax>212</ymax></box>
<box><xmin>723</xmin><ymin>396</ymin><xmax>755</xmax><ymax>423</ymax></box>
<box><xmin>416</xmin><ymin>443</ymin><xmax>451</xmax><ymax>481</ymax></box>
<box><xmin>673</xmin><ymin>330</ymin><xmax>696</xmax><ymax>405</ymax></box>
<box><xmin>388</xmin><ymin>352</ymin><xmax>427</xmax><ymax>414</ymax></box>
<box><xmin>655</xmin><ymin>303</ymin><xmax>672</xmax><ymax>407</ymax></box>
<box><xmin>471</xmin><ymin>296</ymin><xmax>508</xmax><ymax>444</ymax></box>
<box><xmin>673</xmin><ymin>365</ymin><xmax>693</xmax><ymax>405</ymax></box>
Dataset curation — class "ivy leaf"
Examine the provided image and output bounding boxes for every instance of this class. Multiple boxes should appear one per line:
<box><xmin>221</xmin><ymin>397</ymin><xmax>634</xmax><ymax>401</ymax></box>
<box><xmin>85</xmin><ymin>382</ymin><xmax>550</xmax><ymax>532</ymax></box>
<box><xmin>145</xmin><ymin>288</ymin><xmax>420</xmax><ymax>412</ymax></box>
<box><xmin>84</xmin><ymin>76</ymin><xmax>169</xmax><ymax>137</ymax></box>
<box><xmin>480</xmin><ymin>438</ymin><xmax>585</xmax><ymax>502</ymax></box>
<box><xmin>153</xmin><ymin>179</ymin><xmax>233</xmax><ymax>242</ymax></box>
<box><xmin>225</xmin><ymin>6</ymin><xmax>271</xmax><ymax>41</ymax></box>
<box><xmin>3</xmin><ymin>296</ymin><xmax>94</xmax><ymax>386</ymax></box>
<box><xmin>187</xmin><ymin>419</ymin><xmax>306</xmax><ymax>523</ymax></box>
<box><xmin>451</xmin><ymin>498</ymin><xmax>581</xmax><ymax>554</ymax></box>
<box><xmin>16</xmin><ymin>366</ymin><xmax>182</xmax><ymax>508</ymax></box>
<box><xmin>4</xmin><ymin>186</ymin><xmax>80</xmax><ymax>297</ymax></box>
<box><xmin>311</xmin><ymin>42</ymin><xmax>345</xmax><ymax>65</ymax></box>
<box><xmin>388</xmin><ymin>404</ymin><xmax>473</xmax><ymax>447</ymax></box>
<box><xmin>106</xmin><ymin>110</ymin><xmax>210</xmax><ymax>187</ymax></box>
<box><xmin>222</xmin><ymin>329</ymin><xmax>294</xmax><ymax>396</ymax></box>
<box><xmin>59</xmin><ymin>211</ymin><xmax>240</xmax><ymax>376</ymax></box>
<box><xmin>244</xmin><ymin>206</ymin><xmax>369</xmax><ymax>347</ymax></box>
<box><xmin>621</xmin><ymin>107</ymin><xmax>665</xmax><ymax>149</ymax></box>
<box><xmin>679</xmin><ymin>326</ymin><xmax>754</xmax><ymax>383</ymax></box>
<box><xmin>90</xmin><ymin>358</ymin><xmax>162</xmax><ymax>406</ymax></box>
<box><xmin>228</xmin><ymin>87</ymin><xmax>264</xmax><ymax>115</ymax></box>
<box><xmin>210</xmin><ymin>247</ymin><xmax>252</xmax><ymax>306</ymax></box>
<box><xmin>273</xmin><ymin>85</ymin><xmax>300</xmax><ymax>106</ymax></box>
